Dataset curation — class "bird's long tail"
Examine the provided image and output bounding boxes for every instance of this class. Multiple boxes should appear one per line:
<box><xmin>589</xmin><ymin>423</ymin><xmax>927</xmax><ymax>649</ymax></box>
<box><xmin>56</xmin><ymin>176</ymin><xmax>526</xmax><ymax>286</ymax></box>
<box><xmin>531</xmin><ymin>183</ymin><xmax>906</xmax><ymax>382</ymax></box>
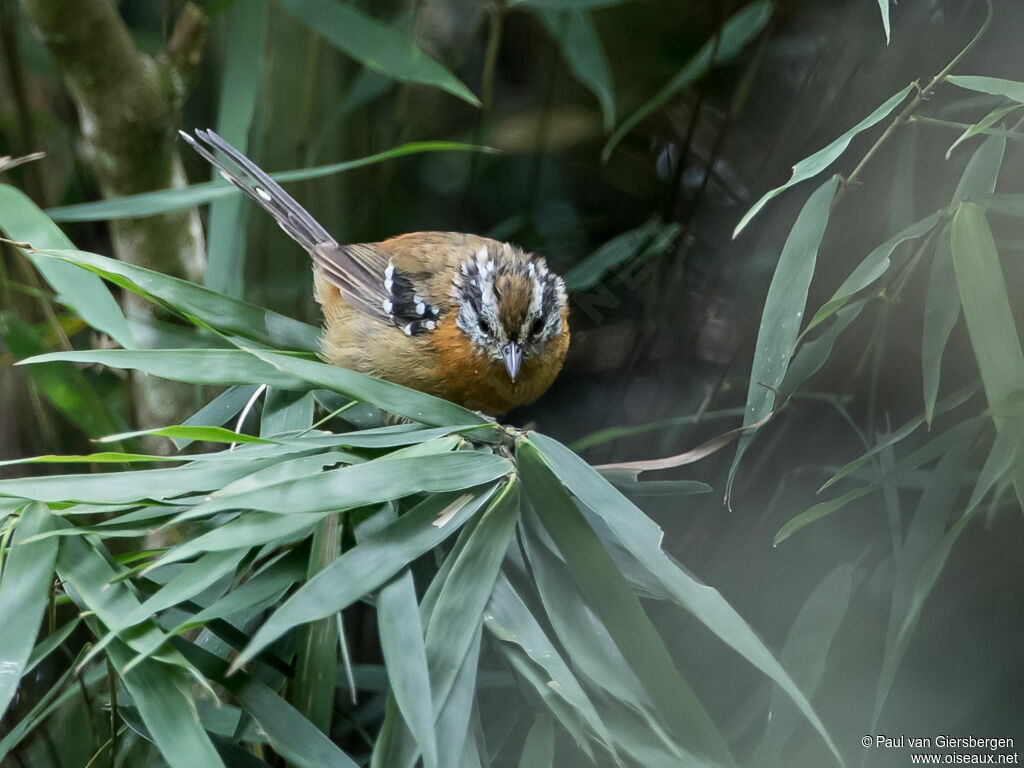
<box><xmin>179</xmin><ymin>129</ymin><xmax>333</xmax><ymax>253</ymax></box>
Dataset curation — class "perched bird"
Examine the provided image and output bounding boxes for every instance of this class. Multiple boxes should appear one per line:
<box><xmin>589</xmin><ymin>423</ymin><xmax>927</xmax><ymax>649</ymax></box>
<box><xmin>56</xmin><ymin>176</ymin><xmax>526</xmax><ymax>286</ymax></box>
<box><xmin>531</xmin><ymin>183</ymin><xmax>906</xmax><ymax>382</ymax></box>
<box><xmin>180</xmin><ymin>129</ymin><xmax>570</xmax><ymax>415</ymax></box>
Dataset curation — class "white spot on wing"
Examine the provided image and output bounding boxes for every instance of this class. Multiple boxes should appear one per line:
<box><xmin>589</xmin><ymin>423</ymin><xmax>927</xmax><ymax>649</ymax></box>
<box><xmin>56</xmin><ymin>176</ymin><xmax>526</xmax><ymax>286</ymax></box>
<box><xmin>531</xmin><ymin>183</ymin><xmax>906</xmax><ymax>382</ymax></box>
<box><xmin>382</xmin><ymin>299</ymin><xmax>393</xmax><ymax>314</ymax></box>
<box><xmin>402</xmin><ymin>323</ymin><xmax>413</xmax><ymax>336</ymax></box>
<box><xmin>415</xmin><ymin>302</ymin><xmax>426</xmax><ymax>315</ymax></box>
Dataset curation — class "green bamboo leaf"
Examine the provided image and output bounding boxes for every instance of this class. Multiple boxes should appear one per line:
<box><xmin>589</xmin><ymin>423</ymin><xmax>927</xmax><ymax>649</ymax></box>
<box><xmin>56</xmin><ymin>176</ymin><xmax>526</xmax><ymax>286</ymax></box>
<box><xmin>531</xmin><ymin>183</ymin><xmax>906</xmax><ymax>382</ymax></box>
<box><xmin>518</xmin><ymin>439</ymin><xmax>733</xmax><ymax>766</ymax></box>
<box><xmin>780</xmin><ymin>416</ymin><xmax>985</xmax><ymax>545</ymax></box>
<box><xmin>603</xmin><ymin>2</ymin><xmax>771</xmax><ymax>162</ymax></box>
<box><xmin>734</xmin><ymin>84</ymin><xmax>913</xmax><ymax>236</ymax></box>
<box><xmin>19</xmin><ymin>347</ymin><xmax>488</xmax><ymax>426</ymax></box>
<box><xmin>950</xmin><ymin>202</ymin><xmax>1024</xmax><ymax>505</ymax></box>
<box><xmin>92</xmin><ymin>550</ymin><xmax>249</xmax><ymax>658</ymax></box>
<box><xmin>526</xmin><ymin>432</ymin><xmax>842</xmax><ymax>763</ymax></box>
<box><xmin>0</xmin><ymin>649</ymin><xmax>103</xmax><ymax>763</ymax></box>
<box><xmin>729</xmin><ymin>176</ymin><xmax>839</xmax><ymax>496</ymax></box>
<box><xmin>0</xmin><ymin>454</ymin><xmax>283</xmax><ymax>504</ymax></box>
<box><xmin>22</xmin><ymin>618</ymin><xmax>81</xmax><ymax>677</ymax></box>
<box><xmin>952</xmin><ymin>133</ymin><xmax>1006</xmax><ymax>202</ymax></box>
<box><xmin>871</xmin><ymin>439</ymin><xmax>973</xmax><ymax>728</ymax></box>
<box><xmin>106</xmin><ymin>638</ymin><xmax>225</xmax><ymax>768</ymax></box>
<box><xmin>563</xmin><ymin>218</ymin><xmax>666</xmax><ymax>292</ymax></box>
<box><xmin>30</xmin><ymin>248</ymin><xmax>320</xmax><ymax>353</ymax></box>
<box><xmin>803</xmin><ymin>210</ymin><xmax>941</xmax><ymax>335</ymax></box>
<box><xmin>946</xmin><ymin>75</ymin><xmax>1024</xmax><ymax>103</ymax></box>
<box><xmin>420</xmin><ymin>483</ymin><xmax>519</xmax><ymax>709</ymax></box>
<box><xmin>370</xmin><ymin>482</ymin><xmax>522</xmax><ymax>768</ymax></box>
<box><xmin>0</xmin><ymin>312</ymin><xmax>127</xmax><ymax>437</ymax></box>
<box><xmin>260</xmin><ymin>389</ymin><xmax>315</xmax><ymax>436</ymax></box>
<box><xmin>0</xmin><ymin>503</ymin><xmax>59</xmax><ymax>716</ymax></box>
<box><xmin>922</xmin><ymin>231</ymin><xmax>959</xmax><ymax>426</ymax></box>
<box><xmin>537</xmin><ymin>9</ymin><xmax>615</xmax><ymax>131</ymax></box>
<box><xmin>518</xmin><ymin>715</ymin><xmax>555</xmax><ymax>768</ymax></box>
<box><xmin>293</xmin><ymin>514</ymin><xmax>340</xmax><ymax>734</ymax></box>
<box><xmin>946</xmin><ymin>103</ymin><xmax>1022</xmax><ymax>158</ymax></box>
<box><xmin>876</xmin><ymin>0</ymin><xmax>891</xmax><ymax>43</ymax></box>
<box><xmin>434</xmin><ymin>626</ymin><xmax>483</xmax><ymax>768</ymax></box>
<box><xmin>0</xmin><ymin>184</ymin><xmax>132</xmax><ymax>347</ymax></box>
<box><xmin>231</xmin><ymin>486</ymin><xmax>499</xmax><ymax>672</ymax></box>
<box><xmin>755</xmin><ymin>564</ymin><xmax>855</xmax><ymax>766</ymax></box>
<box><xmin>354</xmin><ymin>505</ymin><xmax>438</xmax><ymax>768</ymax></box>
<box><xmin>46</xmin><ymin>142</ymin><xmax>496</xmax><ymax>222</ymax></box>
<box><xmin>179</xmin><ymin>451</ymin><xmax>510</xmax><ymax>520</ymax></box>
<box><xmin>205</xmin><ymin>0</ymin><xmax>269</xmax><ymax>298</ymax></box>
<box><xmin>485</xmin><ymin>574</ymin><xmax>616</xmax><ymax>757</ymax></box>
<box><xmin>819</xmin><ymin>384</ymin><xmax>977</xmax><ymax>494</ymax></box>
<box><xmin>175</xmin><ymin>385</ymin><xmax>263</xmax><ymax>449</ymax></box>
<box><xmin>273</xmin><ymin>0</ymin><xmax>478</xmax><ymax>106</ymax></box>
<box><xmin>55</xmin><ymin>523</ymin><xmax>208</xmax><ymax>682</ymax></box>
<box><xmin>179</xmin><ymin>641</ymin><xmax>359</xmax><ymax>768</ymax></box>
<box><xmin>98</xmin><ymin>425</ymin><xmax>276</xmax><ymax>445</ymax></box>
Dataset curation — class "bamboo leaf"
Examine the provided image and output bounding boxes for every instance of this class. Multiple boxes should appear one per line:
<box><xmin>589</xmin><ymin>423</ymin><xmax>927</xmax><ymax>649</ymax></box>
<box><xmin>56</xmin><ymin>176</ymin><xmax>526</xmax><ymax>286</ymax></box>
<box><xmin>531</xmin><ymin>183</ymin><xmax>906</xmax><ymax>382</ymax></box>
<box><xmin>734</xmin><ymin>85</ymin><xmax>913</xmax><ymax>236</ymax></box>
<box><xmin>19</xmin><ymin>347</ymin><xmax>488</xmax><ymax>426</ymax></box>
<box><xmin>46</xmin><ymin>143</ymin><xmax>496</xmax><ymax>222</ymax></box>
<box><xmin>518</xmin><ymin>715</ymin><xmax>555</xmax><ymax>768</ymax></box>
<box><xmin>946</xmin><ymin>75</ymin><xmax>1024</xmax><ymax>104</ymax></box>
<box><xmin>0</xmin><ymin>503</ymin><xmax>59</xmax><ymax>717</ymax></box>
<box><xmin>537</xmin><ymin>9</ymin><xmax>615</xmax><ymax>131</ymax></box>
<box><xmin>603</xmin><ymin>2</ymin><xmax>771</xmax><ymax>162</ymax></box>
<box><xmin>518</xmin><ymin>439</ymin><xmax>733</xmax><ymax>765</ymax></box>
<box><xmin>273</xmin><ymin>0</ymin><xmax>478</xmax><ymax>106</ymax></box>
<box><xmin>946</xmin><ymin>103</ymin><xmax>1022</xmax><ymax>158</ymax></box>
<box><xmin>106</xmin><ymin>638</ymin><xmax>225</xmax><ymax>768</ymax></box>
<box><xmin>0</xmin><ymin>184</ymin><xmax>132</xmax><ymax>347</ymax></box>
<box><xmin>922</xmin><ymin>230</ymin><xmax>959</xmax><ymax>426</ymax></box>
<box><xmin>30</xmin><ymin>248</ymin><xmax>320</xmax><ymax>353</ymax></box>
<box><xmin>876</xmin><ymin>0</ymin><xmax>891</xmax><ymax>43</ymax></box>
<box><xmin>205</xmin><ymin>0</ymin><xmax>269</xmax><ymax>298</ymax></box>
<box><xmin>526</xmin><ymin>432</ymin><xmax>842</xmax><ymax>763</ymax></box>
<box><xmin>729</xmin><ymin>176</ymin><xmax>839</xmax><ymax>496</ymax></box>
<box><xmin>950</xmin><ymin>202</ymin><xmax>1024</xmax><ymax>506</ymax></box>
<box><xmin>231</xmin><ymin>486</ymin><xmax>499</xmax><ymax>672</ymax></box>
<box><xmin>755</xmin><ymin>564</ymin><xmax>855</xmax><ymax>766</ymax></box>
<box><xmin>355</xmin><ymin>505</ymin><xmax>438</xmax><ymax>768</ymax></box>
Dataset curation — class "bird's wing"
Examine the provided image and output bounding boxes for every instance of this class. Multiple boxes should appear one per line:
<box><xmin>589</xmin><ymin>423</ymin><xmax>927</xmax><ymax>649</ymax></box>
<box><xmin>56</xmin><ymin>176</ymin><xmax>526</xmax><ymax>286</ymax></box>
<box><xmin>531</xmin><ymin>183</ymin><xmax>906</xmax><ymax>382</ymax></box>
<box><xmin>181</xmin><ymin>129</ymin><xmax>403</xmax><ymax>323</ymax></box>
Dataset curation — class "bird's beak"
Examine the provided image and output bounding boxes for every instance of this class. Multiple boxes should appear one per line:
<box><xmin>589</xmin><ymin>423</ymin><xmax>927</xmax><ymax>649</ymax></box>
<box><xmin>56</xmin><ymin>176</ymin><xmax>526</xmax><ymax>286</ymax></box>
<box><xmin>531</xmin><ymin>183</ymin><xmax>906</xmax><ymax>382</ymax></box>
<box><xmin>502</xmin><ymin>341</ymin><xmax>522</xmax><ymax>383</ymax></box>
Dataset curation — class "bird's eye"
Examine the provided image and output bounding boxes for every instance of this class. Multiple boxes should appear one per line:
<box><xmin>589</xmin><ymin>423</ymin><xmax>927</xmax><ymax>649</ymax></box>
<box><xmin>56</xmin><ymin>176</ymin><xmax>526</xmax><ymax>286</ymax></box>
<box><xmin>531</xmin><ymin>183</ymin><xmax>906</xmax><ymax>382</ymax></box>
<box><xmin>477</xmin><ymin>318</ymin><xmax>491</xmax><ymax>336</ymax></box>
<box><xmin>529</xmin><ymin>318</ymin><xmax>544</xmax><ymax>338</ymax></box>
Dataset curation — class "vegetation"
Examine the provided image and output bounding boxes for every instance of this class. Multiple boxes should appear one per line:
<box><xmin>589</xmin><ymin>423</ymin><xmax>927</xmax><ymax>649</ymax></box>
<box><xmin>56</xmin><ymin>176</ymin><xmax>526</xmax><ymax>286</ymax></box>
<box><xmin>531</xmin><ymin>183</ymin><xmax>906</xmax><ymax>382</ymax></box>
<box><xmin>1</xmin><ymin>0</ymin><xmax>1022</xmax><ymax>766</ymax></box>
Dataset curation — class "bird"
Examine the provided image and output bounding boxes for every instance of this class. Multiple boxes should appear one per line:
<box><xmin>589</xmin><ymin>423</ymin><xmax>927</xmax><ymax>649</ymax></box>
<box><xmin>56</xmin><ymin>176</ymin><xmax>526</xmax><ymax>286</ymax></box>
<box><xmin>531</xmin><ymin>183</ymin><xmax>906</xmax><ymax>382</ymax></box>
<box><xmin>180</xmin><ymin>129</ymin><xmax>570</xmax><ymax>415</ymax></box>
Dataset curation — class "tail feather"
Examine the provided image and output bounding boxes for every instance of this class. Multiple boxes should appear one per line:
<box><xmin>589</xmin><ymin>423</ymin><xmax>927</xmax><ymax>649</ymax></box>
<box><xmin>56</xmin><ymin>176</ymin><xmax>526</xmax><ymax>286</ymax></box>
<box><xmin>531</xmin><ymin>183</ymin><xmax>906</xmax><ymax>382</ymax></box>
<box><xmin>180</xmin><ymin>129</ymin><xmax>331</xmax><ymax>252</ymax></box>
<box><xmin>180</xmin><ymin>128</ymin><xmax>392</xmax><ymax>321</ymax></box>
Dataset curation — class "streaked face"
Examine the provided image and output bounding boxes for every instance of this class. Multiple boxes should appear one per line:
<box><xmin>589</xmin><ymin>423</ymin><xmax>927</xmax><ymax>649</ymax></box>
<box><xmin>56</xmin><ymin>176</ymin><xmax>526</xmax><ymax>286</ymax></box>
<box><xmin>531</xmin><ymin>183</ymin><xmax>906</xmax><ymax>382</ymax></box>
<box><xmin>452</xmin><ymin>245</ymin><xmax>567</xmax><ymax>381</ymax></box>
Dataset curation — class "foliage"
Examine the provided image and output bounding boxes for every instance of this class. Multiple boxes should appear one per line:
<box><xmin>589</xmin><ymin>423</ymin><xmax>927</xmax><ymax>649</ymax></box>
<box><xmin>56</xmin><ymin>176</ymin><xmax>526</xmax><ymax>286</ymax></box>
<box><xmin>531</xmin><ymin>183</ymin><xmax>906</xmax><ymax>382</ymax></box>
<box><xmin>2</xmin><ymin>0</ymin><xmax>1024</xmax><ymax>766</ymax></box>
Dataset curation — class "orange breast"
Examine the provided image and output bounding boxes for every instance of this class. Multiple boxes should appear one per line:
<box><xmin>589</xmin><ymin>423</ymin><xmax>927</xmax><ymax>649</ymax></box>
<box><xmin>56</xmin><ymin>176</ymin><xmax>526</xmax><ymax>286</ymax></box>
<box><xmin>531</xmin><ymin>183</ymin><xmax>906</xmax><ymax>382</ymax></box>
<box><xmin>430</xmin><ymin>309</ymin><xmax>569</xmax><ymax>414</ymax></box>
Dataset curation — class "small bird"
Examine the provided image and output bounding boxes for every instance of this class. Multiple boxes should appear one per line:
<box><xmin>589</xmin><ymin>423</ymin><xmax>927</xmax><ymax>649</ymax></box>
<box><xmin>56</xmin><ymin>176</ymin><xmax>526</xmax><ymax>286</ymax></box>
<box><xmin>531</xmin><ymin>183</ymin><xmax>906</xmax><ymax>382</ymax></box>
<box><xmin>180</xmin><ymin>129</ymin><xmax>570</xmax><ymax>415</ymax></box>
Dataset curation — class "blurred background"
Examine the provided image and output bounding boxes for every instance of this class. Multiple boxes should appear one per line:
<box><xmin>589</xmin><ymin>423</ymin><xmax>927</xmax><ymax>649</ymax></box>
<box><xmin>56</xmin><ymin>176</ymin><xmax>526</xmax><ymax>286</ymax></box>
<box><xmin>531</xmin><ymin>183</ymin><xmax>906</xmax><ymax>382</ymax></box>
<box><xmin>2</xmin><ymin>0</ymin><xmax>1023</xmax><ymax>765</ymax></box>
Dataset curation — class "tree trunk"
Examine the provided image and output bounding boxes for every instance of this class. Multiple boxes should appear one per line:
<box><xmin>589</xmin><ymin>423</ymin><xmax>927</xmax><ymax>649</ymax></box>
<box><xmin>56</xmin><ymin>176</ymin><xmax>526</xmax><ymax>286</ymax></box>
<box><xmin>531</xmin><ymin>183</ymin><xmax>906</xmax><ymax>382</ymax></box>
<box><xmin>18</xmin><ymin>0</ymin><xmax>209</xmax><ymax>439</ymax></box>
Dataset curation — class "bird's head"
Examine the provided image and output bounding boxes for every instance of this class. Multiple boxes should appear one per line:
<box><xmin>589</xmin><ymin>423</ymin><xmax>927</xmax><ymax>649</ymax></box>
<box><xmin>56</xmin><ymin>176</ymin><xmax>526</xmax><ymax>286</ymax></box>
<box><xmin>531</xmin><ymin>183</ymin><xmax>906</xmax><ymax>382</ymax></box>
<box><xmin>451</xmin><ymin>244</ymin><xmax>568</xmax><ymax>383</ymax></box>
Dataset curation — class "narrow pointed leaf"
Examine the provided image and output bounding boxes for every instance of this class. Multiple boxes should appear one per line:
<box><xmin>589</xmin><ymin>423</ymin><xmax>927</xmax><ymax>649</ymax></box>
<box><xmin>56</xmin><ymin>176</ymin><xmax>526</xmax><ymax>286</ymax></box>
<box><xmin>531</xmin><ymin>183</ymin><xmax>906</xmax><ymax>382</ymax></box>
<box><xmin>734</xmin><ymin>85</ymin><xmax>913</xmax><ymax>236</ymax></box>
<box><xmin>0</xmin><ymin>503</ymin><xmax>59</xmax><ymax>716</ymax></box>
<box><xmin>273</xmin><ymin>0</ymin><xmax>478</xmax><ymax>106</ymax></box>
<box><xmin>537</xmin><ymin>9</ymin><xmax>615</xmax><ymax>131</ymax></box>
<box><xmin>729</xmin><ymin>176</ymin><xmax>839</xmax><ymax>494</ymax></box>
<box><xmin>0</xmin><ymin>184</ymin><xmax>132</xmax><ymax>346</ymax></box>
<box><xmin>232</xmin><ymin>486</ymin><xmax>499</xmax><ymax>671</ymax></box>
